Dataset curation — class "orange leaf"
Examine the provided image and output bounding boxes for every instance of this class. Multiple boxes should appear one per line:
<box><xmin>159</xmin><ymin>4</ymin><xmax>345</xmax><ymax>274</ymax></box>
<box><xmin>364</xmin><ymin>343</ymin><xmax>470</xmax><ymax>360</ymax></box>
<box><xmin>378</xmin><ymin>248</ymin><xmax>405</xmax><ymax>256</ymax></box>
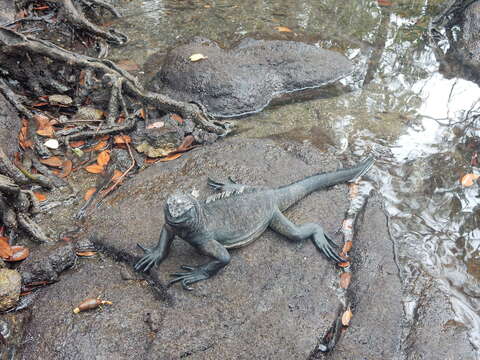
<box><xmin>39</xmin><ymin>156</ymin><xmax>63</xmax><ymax>167</ymax></box>
<box><xmin>84</xmin><ymin>164</ymin><xmax>104</xmax><ymax>174</ymax></box>
<box><xmin>97</xmin><ymin>150</ymin><xmax>111</xmax><ymax>167</ymax></box>
<box><xmin>377</xmin><ymin>0</ymin><xmax>392</xmax><ymax>6</ymax></box>
<box><xmin>60</xmin><ymin>160</ymin><xmax>73</xmax><ymax>178</ymax></box>
<box><xmin>33</xmin><ymin>192</ymin><xmax>47</xmax><ymax>201</ymax></box>
<box><xmin>461</xmin><ymin>173</ymin><xmax>480</xmax><ymax>187</ymax></box>
<box><xmin>113</xmin><ymin>135</ymin><xmax>132</xmax><ymax>144</ymax></box>
<box><xmin>144</xmin><ymin>158</ymin><xmax>160</xmax><ymax>164</ymax></box>
<box><xmin>159</xmin><ymin>153</ymin><xmax>183</xmax><ymax>162</ymax></box>
<box><xmin>0</xmin><ymin>237</ymin><xmax>13</xmax><ymax>259</ymax></box>
<box><xmin>138</xmin><ymin>108</ymin><xmax>146</xmax><ymax>119</ymax></box>
<box><xmin>69</xmin><ymin>140</ymin><xmax>85</xmax><ymax>148</ymax></box>
<box><xmin>340</xmin><ymin>272</ymin><xmax>352</xmax><ymax>289</ymax></box>
<box><xmin>274</xmin><ymin>26</ymin><xmax>293</xmax><ymax>32</ymax></box>
<box><xmin>76</xmin><ymin>250</ymin><xmax>97</xmax><ymax>257</ymax></box>
<box><xmin>338</xmin><ymin>261</ymin><xmax>351</xmax><ymax>268</ymax></box>
<box><xmin>5</xmin><ymin>245</ymin><xmax>29</xmax><ymax>262</ymax></box>
<box><xmin>32</xmin><ymin>102</ymin><xmax>48</xmax><ymax>107</ymax></box>
<box><xmin>34</xmin><ymin>114</ymin><xmax>50</xmax><ymax>129</ymax></box>
<box><xmin>171</xmin><ymin>114</ymin><xmax>184</xmax><ymax>124</ymax></box>
<box><xmin>92</xmin><ymin>140</ymin><xmax>108</xmax><ymax>151</ymax></box>
<box><xmin>341</xmin><ymin>308</ymin><xmax>353</xmax><ymax>326</ymax></box>
<box><xmin>111</xmin><ymin>170</ymin><xmax>124</xmax><ymax>182</ymax></box>
<box><xmin>84</xmin><ymin>187</ymin><xmax>97</xmax><ymax>200</ymax></box>
<box><xmin>36</xmin><ymin>127</ymin><xmax>55</xmax><ymax>137</ymax></box>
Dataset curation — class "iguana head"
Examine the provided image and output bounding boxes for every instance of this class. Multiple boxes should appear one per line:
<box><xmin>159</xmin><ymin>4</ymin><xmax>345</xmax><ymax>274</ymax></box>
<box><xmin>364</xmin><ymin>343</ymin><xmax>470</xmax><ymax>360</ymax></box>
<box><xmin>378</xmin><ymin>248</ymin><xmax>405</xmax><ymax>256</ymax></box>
<box><xmin>164</xmin><ymin>193</ymin><xmax>199</xmax><ymax>228</ymax></box>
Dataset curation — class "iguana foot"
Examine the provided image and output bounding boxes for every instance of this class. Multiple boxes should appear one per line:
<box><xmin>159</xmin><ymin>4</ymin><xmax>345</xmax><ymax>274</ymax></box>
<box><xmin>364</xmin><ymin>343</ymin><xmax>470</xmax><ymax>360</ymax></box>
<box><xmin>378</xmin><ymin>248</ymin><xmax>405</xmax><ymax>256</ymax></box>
<box><xmin>169</xmin><ymin>265</ymin><xmax>210</xmax><ymax>291</ymax></box>
<box><xmin>134</xmin><ymin>244</ymin><xmax>162</xmax><ymax>272</ymax></box>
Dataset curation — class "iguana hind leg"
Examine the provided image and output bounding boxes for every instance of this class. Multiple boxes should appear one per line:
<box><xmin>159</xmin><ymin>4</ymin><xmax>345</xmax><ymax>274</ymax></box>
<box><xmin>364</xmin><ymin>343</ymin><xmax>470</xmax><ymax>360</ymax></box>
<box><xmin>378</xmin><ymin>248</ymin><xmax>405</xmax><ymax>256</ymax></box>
<box><xmin>269</xmin><ymin>210</ymin><xmax>344</xmax><ymax>263</ymax></box>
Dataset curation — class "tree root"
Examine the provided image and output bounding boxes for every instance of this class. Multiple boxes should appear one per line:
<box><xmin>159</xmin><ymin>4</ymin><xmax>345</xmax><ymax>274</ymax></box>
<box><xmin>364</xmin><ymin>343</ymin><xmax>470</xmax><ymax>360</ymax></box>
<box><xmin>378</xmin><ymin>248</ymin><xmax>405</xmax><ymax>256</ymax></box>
<box><xmin>0</xmin><ymin>26</ymin><xmax>230</xmax><ymax>142</ymax></box>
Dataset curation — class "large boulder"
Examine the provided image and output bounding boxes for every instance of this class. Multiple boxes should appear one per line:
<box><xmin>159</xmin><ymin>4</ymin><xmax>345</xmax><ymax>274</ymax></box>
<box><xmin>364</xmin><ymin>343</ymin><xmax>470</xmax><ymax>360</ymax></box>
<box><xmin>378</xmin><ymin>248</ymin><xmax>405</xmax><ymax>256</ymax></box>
<box><xmin>19</xmin><ymin>139</ymin><xmax>473</xmax><ymax>359</ymax></box>
<box><xmin>149</xmin><ymin>38</ymin><xmax>354</xmax><ymax>118</ymax></box>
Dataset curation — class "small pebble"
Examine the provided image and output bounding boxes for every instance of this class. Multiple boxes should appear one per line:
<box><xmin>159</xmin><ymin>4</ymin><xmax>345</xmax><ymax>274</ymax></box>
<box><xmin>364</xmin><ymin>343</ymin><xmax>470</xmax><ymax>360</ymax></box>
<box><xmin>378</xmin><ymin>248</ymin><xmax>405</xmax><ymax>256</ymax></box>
<box><xmin>44</xmin><ymin>139</ymin><xmax>59</xmax><ymax>149</ymax></box>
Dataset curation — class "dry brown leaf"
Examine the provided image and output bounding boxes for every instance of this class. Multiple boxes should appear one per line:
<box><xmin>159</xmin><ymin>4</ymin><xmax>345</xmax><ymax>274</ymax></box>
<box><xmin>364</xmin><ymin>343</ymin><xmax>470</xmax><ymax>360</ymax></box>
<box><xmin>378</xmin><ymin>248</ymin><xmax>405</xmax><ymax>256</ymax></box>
<box><xmin>5</xmin><ymin>246</ymin><xmax>30</xmax><ymax>262</ymax></box>
<box><xmin>189</xmin><ymin>53</ymin><xmax>208</xmax><ymax>62</ymax></box>
<box><xmin>461</xmin><ymin>173</ymin><xmax>480</xmax><ymax>187</ymax></box>
<box><xmin>342</xmin><ymin>241</ymin><xmax>353</xmax><ymax>254</ymax></box>
<box><xmin>111</xmin><ymin>170</ymin><xmax>124</xmax><ymax>182</ymax></box>
<box><xmin>341</xmin><ymin>308</ymin><xmax>353</xmax><ymax>326</ymax></box>
<box><xmin>34</xmin><ymin>114</ymin><xmax>50</xmax><ymax>129</ymax></box>
<box><xmin>113</xmin><ymin>135</ymin><xmax>132</xmax><ymax>144</ymax></box>
<box><xmin>84</xmin><ymin>187</ymin><xmax>97</xmax><ymax>200</ymax></box>
<box><xmin>36</xmin><ymin>127</ymin><xmax>55</xmax><ymax>137</ymax></box>
<box><xmin>39</xmin><ymin>156</ymin><xmax>63</xmax><ymax>168</ymax></box>
<box><xmin>0</xmin><ymin>237</ymin><xmax>13</xmax><ymax>259</ymax></box>
<box><xmin>84</xmin><ymin>164</ymin><xmax>104</xmax><ymax>174</ymax></box>
<box><xmin>377</xmin><ymin>0</ymin><xmax>393</xmax><ymax>6</ymax></box>
<box><xmin>32</xmin><ymin>102</ymin><xmax>48</xmax><ymax>107</ymax></box>
<box><xmin>159</xmin><ymin>153</ymin><xmax>183</xmax><ymax>162</ymax></box>
<box><xmin>144</xmin><ymin>158</ymin><xmax>160</xmax><ymax>164</ymax></box>
<box><xmin>33</xmin><ymin>192</ymin><xmax>47</xmax><ymax>201</ymax></box>
<box><xmin>92</xmin><ymin>140</ymin><xmax>108</xmax><ymax>151</ymax></box>
<box><xmin>274</xmin><ymin>26</ymin><xmax>293</xmax><ymax>32</ymax></box>
<box><xmin>76</xmin><ymin>250</ymin><xmax>97</xmax><ymax>257</ymax></box>
<box><xmin>138</xmin><ymin>108</ymin><xmax>146</xmax><ymax>119</ymax></box>
<box><xmin>97</xmin><ymin>150</ymin><xmax>111</xmax><ymax>167</ymax></box>
<box><xmin>171</xmin><ymin>114</ymin><xmax>184</xmax><ymax>124</ymax></box>
<box><xmin>69</xmin><ymin>140</ymin><xmax>85</xmax><ymax>148</ymax></box>
<box><xmin>340</xmin><ymin>272</ymin><xmax>352</xmax><ymax>289</ymax></box>
<box><xmin>146</xmin><ymin>121</ymin><xmax>164</xmax><ymax>129</ymax></box>
<box><xmin>60</xmin><ymin>160</ymin><xmax>73</xmax><ymax>178</ymax></box>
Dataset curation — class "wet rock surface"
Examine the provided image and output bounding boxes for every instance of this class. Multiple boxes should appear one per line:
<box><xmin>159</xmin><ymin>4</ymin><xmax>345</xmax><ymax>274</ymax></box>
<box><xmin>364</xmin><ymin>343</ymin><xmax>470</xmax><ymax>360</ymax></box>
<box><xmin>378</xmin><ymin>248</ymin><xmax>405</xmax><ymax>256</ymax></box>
<box><xmin>18</xmin><ymin>138</ymin><xmax>473</xmax><ymax>359</ymax></box>
<box><xmin>149</xmin><ymin>38</ymin><xmax>354</xmax><ymax>118</ymax></box>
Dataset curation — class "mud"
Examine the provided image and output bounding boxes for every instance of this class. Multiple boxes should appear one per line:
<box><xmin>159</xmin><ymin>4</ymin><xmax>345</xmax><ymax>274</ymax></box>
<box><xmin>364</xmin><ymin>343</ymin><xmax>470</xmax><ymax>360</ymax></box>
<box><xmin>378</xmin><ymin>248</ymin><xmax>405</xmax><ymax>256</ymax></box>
<box><xmin>149</xmin><ymin>38</ymin><xmax>353</xmax><ymax>118</ymax></box>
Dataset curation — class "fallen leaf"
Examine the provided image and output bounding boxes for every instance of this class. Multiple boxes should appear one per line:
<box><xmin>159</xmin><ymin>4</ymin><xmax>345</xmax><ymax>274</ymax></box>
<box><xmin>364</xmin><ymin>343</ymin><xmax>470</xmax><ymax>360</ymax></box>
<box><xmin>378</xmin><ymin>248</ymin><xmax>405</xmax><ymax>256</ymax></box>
<box><xmin>39</xmin><ymin>156</ymin><xmax>63</xmax><ymax>167</ymax></box>
<box><xmin>0</xmin><ymin>237</ymin><xmax>13</xmax><ymax>259</ymax></box>
<box><xmin>117</xmin><ymin>59</ymin><xmax>140</xmax><ymax>72</ymax></box>
<box><xmin>340</xmin><ymin>272</ymin><xmax>352</xmax><ymax>289</ymax></box>
<box><xmin>34</xmin><ymin>114</ymin><xmax>50</xmax><ymax>129</ymax></box>
<box><xmin>5</xmin><ymin>246</ymin><xmax>29</xmax><ymax>262</ymax></box>
<box><xmin>76</xmin><ymin>250</ymin><xmax>97</xmax><ymax>257</ymax></box>
<box><xmin>144</xmin><ymin>158</ymin><xmax>160</xmax><ymax>164</ymax></box>
<box><xmin>159</xmin><ymin>153</ymin><xmax>183</xmax><ymax>162</ymax></box>
<box><xmin>338</xmin><ymin>261</ymin><xmax>351</xmax><ymax>268</ymax></box>
<box><xmin>138</xmin><ymin>108</ymin><xmax>146</xmax><ymax>119</ymax></box>
<box><xmin>189</xmin><ymin>53</ymin><xmax>208</xmax><ymax>62</ymax></box>
<box><xmin>341</xmin><ymin>308</ymin><xmax>353</xmax><ymax>326</ymax></box>
<box><xmin>32</xmin><ymin>102</ymin><xmax>48</xmax><ymax>107</ymax></box>
<box><xmin>113</xmin><ymin>135</ymin><xmax>132</xmax><ymax>144</ymax></box>
<box><xmin>36</xmin><ymin>127</ymin><xmax>55</xmax><ymax>137</ymax></box>
<box><xmin>60</xmin><ymin>160</ymin><xmax>73</xmax><ymax>178</ymax></box>
<box><xmin>33</xmin><ymin>192</ymin><xmax>47</xmax><ymax>201</ymax></box>
<box><xmin>97</xmin><ymin>150</ymin><xmax>111</xmax><ymax>167</ymax></box>
<box><xmin>44</xmin><ymin>139</ymin><xmax>60</xmax><ymax>149</ymax></box>
<box><xmin>171</xmin><ymin>114</ymin><xmax>184</xmax><ymax>124</ymax></box>
<box><xmin>33</xmin><ymin>5</ymin><xmax>49</xmax><ymax>10</ymax></box>
<box><xmin>48</xmin><ymin>94</ymin><xmax>73</xmax><ymax>106</ymax></box>
<box><xmin>342</xmin><ymin>241</ymin><xmax>353</xmax><ymax>254</ymax></box>
<box><xmin>73</xmin><ymin>298</ymin><xmax>112</xmax><ymax>313</ymax></box>
<box><xmin>84</xmin><ymin>187</ymin><xmax>97</xmax><ymax>200</ymax></box>
<box><xmin>69</xmin><ymin>140</ymin><xmax>85</xmax><ymax>148</ymax></box>
<box><xmin>461</xmin><ymin>173</ymin><xmax>480</xmax><ymax>187</ymax></box>
<box><xmin>377</xmin><ymin>0</ymin><xmax>392</xmax><ymax>6</ymax></box>
<box><xmin>92</xmin><ymin>140</ymin><xmax>109</xmax><ymax>151</ymax></box>
<box><xmin>274</xmin><ymin>26</ymin><xmax>293</xmax><ymax>32</ymax></box>
<box><xmin>84</xmin><ymin>163</ymin><xmax>104</xmax><ymax>174</ymax></box>
<box><xmin>111</xmin><ymin>170</ymin><xmax>124</xmax><ymax>182</ymax></box>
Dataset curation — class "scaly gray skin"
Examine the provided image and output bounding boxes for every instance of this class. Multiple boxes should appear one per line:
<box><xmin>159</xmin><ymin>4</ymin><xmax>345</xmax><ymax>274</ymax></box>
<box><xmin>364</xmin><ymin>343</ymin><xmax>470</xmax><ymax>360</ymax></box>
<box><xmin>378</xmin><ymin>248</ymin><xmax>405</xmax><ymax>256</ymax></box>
<box><xmin>134</xmin><ymin>157</ymin><xmax>375</xmax><ymax>290</ymax></box>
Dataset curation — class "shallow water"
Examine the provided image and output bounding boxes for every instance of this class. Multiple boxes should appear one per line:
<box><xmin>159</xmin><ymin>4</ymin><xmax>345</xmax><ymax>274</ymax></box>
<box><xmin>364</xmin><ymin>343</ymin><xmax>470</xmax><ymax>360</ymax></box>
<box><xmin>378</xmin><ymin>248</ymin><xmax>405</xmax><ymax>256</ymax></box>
<box><xmin>110</xmin><ymin>0</ymin><xmax>480</xmax><ymax>355</ymax></box>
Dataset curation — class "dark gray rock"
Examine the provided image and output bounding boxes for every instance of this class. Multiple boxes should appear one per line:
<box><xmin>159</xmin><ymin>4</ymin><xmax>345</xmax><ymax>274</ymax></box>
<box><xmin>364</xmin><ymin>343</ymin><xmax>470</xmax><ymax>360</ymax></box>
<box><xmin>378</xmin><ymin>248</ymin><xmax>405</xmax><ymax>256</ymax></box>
<box><xmin>0</xmin><ymin>93</ymin><xmax>21</xmax><ymax>159</ymax></box>
<box><xmin>150</xmin><ymin>38</ymin><xmax>354</xmax><ymax>118</ymax></box>
<box><xmin>18</xmin><ymin>242</ymin><xmax>76</xmax><ymax>284</ymax></box>
<box><xmin>18</xmin><ymin>139</ymin><xmax>473</xmax><ymax>359</ymax></box>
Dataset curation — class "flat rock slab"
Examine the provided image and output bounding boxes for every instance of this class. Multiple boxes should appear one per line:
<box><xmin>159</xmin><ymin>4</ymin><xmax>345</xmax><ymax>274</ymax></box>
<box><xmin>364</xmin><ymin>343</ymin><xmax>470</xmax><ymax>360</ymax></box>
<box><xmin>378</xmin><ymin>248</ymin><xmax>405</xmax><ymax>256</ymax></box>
<box><xmin>0</xmin><ymin>92</ymin><xmax>21</xmax><ymax>159</ymax></box>
<box><xmin>22</xmin><ymin>139</ymin><xmax>354</xmax><ymax>359</ymax></box>
<box><xmin>149</xmin><ymin>38</ymin><xmax>353</xmax><ymax>118</ymax></box>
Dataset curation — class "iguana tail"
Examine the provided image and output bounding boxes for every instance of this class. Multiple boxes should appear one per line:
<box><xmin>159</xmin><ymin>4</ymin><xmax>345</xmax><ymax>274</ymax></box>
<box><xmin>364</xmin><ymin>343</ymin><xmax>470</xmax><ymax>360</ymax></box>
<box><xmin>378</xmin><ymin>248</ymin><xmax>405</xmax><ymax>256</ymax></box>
<box><xmin>276</xmin><ymin>157</ymin><xmax>375</xmax><ymax>211</ymax></box>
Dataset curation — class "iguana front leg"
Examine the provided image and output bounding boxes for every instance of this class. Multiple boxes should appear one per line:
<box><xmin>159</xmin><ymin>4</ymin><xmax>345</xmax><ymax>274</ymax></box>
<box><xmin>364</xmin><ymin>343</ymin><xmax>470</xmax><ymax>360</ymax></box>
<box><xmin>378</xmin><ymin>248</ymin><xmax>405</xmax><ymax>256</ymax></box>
<box><xmin>134</xmin><ymin>226</ymin><xmax>174</xmax><ymax>272</ymax></box>
<box><xmin>169</xmin><ymin>237</ymin><xmax>231</xmax><ymax>290</ymax></box>
<box><xmin>269</xmin><ymin>210</ymin><xmax>344</xmax><ymax>263</ymax></box>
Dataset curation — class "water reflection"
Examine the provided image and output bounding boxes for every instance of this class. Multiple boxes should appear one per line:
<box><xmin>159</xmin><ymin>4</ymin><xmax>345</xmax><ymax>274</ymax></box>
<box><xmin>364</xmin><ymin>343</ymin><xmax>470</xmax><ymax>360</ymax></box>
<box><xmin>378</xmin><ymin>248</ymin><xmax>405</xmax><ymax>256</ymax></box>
<box><xmin>113</xmin><ymin>0</ymin><xmax>480</xmax><ymax>354</ymax></box>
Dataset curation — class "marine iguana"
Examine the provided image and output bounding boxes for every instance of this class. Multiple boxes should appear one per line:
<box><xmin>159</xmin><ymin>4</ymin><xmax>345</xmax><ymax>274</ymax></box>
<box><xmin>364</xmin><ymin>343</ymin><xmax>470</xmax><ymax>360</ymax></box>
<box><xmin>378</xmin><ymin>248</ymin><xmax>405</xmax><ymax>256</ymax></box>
<box><xmin>134</xmin><ymin>157</ymin><xmax>374</xmax><ymax>290</ymax></box>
